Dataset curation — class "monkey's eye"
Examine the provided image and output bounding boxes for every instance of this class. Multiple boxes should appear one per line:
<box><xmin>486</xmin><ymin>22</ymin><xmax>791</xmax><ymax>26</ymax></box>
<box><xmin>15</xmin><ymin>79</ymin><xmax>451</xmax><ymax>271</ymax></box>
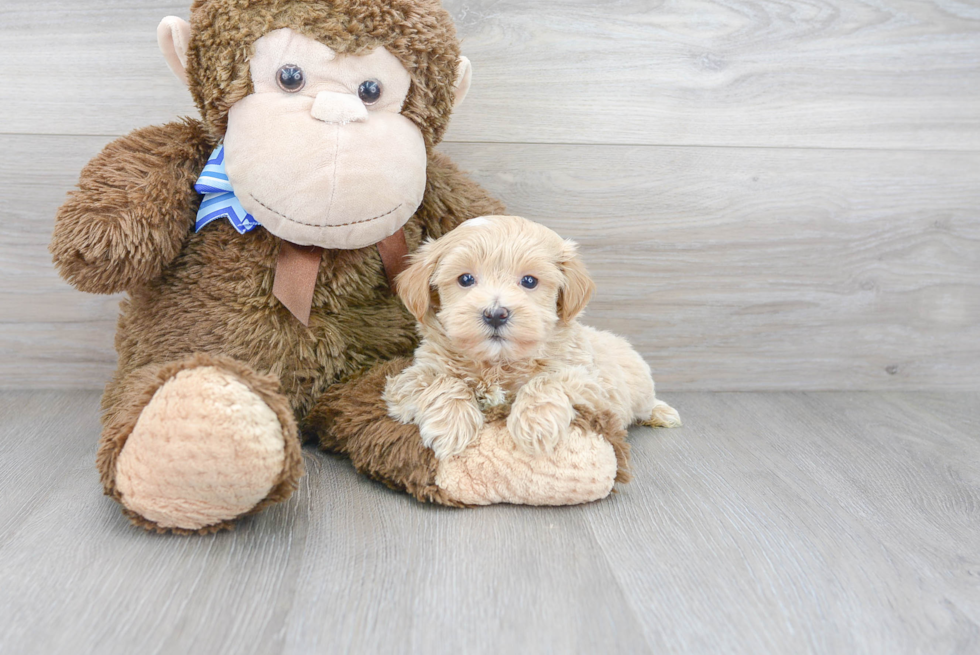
<box><xmin>276</xmin><ymin>64</ymin><xmax>305</xmax><ymax>92</ymax></box>
<box><xmin>520</xmin><ymin>275</ymin><xmax>538</xmax><ymax>289</ymax></box>
<box><xmin>458</xmin><ymin>273</ymin><xmax>476</xmax><ymax>288</ymax></box>
<box><xmin>358</xmin><ymin>79</ymin><xmax>382</xmax><ymax>105</ymax></box>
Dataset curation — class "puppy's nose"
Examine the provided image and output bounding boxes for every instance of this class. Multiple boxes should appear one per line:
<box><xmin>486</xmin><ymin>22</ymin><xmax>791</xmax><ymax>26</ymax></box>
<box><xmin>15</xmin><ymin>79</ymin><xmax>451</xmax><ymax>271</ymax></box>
<box><xmin>483</xmin><ymin>307</ymin><xmax>510</xmax><ymax>329</ymax></box>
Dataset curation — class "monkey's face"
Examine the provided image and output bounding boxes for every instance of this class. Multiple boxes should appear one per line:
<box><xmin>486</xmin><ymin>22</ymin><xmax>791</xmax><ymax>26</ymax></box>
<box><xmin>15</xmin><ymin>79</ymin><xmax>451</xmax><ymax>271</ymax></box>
<box><xmin>223</xmin><ymin>28</ymin><xmax>427</xmax><ymax>249</ymax></box>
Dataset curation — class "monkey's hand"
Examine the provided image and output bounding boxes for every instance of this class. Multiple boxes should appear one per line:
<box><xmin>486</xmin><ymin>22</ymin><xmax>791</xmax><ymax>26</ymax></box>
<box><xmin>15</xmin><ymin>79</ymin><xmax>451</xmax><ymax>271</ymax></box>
<box><xmin>50</xmin><ymin>119</ymin><xmax>215</xmax><ymax>294</ymax></box>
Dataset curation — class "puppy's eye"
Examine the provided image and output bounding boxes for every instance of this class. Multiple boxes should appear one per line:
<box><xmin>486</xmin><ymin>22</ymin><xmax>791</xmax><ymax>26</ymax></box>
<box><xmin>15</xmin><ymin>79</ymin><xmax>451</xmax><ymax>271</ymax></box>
<box><xmin>458</xmin><ymin>273</ymin><xmax>476</xmax><ymax>288</ymax></box>
<box><xmin>358</xmin><ymin>79</ymin><xmax>382</xmax><ymax>105</ymax></box>
<box><xmin>520</xmin><ymin>275</ymin><xmax>538</xmax><ymax>289</ymax></box>
<box><xmin>277</xmin><ymin>64</ymin><xmax>305</xmax><ymax>92</ymax></box>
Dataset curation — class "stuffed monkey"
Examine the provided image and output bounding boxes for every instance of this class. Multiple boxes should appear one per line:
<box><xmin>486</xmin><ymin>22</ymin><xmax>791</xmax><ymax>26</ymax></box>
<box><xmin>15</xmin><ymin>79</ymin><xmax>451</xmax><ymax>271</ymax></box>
<box><xmin>51</xmin><ymin>0</ymin><xmax>628</xmax><ymax>534</ymax></box>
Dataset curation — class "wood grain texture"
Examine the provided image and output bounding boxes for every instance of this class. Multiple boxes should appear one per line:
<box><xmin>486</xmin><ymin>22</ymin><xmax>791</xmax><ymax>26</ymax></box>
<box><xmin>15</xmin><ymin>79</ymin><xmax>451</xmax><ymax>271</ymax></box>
<box><xmin>587</xmin><ymin>391</ymin><xmax>980</xmax><ymax>653</ymax></box>
<box><xmin>0</xmin><ymin>135</ymin><xmax>122</xmax><ymax>388</ymax></box>
<box><xmin>1</xmin><ymin>390</ymin><xmax>978</xmax><ymax>654</ymax></box>
<box><xmin>1</xmin><ymin>0</ymin><xmax>978</xmax><ymax>149</ymax></box>
<box><xmin>5</xmin><ymin>134</ymin><xmax>978</xmax><ymax>390</ymax></box>
<box><xmin>438</xmin><ymin>142</ymin><xmax>980</xmax><ymax>391</ymax></box>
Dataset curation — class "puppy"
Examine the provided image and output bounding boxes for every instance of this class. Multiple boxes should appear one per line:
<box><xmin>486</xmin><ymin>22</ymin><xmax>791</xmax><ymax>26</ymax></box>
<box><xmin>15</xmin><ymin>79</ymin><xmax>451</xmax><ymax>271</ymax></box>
<box><xmin>384</xmin><ymin>215</ymin><xmax>681</xmax><ymax>459</ymax></box>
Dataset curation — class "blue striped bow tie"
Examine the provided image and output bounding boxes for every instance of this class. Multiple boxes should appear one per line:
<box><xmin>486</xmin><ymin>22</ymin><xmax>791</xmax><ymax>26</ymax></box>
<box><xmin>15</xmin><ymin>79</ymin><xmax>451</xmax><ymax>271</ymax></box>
<box><xmin>194</xmin><ymin>145</ymin><xmax>261</xmax><ymax>233</ymax></box>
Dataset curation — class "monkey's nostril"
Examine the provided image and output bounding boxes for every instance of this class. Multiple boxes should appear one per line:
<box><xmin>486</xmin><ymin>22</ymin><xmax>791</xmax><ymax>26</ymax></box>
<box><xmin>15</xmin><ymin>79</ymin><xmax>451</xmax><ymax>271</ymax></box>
<box><xmin>482</xmin><ymin>307</ymin><xmax>510</xmax><ymax>329</ymax></box>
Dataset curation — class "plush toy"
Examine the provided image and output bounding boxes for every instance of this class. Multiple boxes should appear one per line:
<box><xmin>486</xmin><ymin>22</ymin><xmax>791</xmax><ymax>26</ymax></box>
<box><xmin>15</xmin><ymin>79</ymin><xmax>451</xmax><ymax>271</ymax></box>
<box><xmin>51</xmin><ymin>0</ymin><xmax>630</xmax><ymax>535</ymax></box>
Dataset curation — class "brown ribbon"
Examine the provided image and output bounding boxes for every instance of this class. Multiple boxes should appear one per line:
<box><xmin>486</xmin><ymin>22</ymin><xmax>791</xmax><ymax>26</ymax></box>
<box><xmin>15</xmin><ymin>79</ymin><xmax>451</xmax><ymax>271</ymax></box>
<box><xmin>376</xmin><ymin>228</ymin><xmax>410</xmax><ymax>293</ymax></box>
<box><xmin>272</xmin><ymin>228</ymin><xmax>410</xmax><ymax>326</ymax></box>
<box><xmin>272</xmin><ymin>242</ymin><xmax>323</xmax><ymax>327</ymax></box>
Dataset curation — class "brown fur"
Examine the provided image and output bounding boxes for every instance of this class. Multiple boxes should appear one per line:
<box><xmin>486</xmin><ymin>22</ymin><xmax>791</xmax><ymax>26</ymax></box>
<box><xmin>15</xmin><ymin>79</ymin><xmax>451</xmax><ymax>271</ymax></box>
<box><xmin>50</xmin><ymin>0</ymin><xmax>504</xmax><ymax>532</ymax></box>
<box><xmin>91</xmin><ymin>138</ymin><xmax>503</xmax><ymax>423</ymax></box>
<box><xmin>51</xmin><ymin>119</ymin><xmax>216</xmax><ymax>294</ymax></box>
<box><xmin>571</xmin><ymin>406</ymin><xmax>631</xmax><ymax>484</ymax></box>
<box><xmin>76</xmin><ymin>133</ymin><xmax>501</xmax><ymax>532</ymax></box>
<box><xmin>302</xmin><ymin>358</ymin><xmax>462</xmax><ymax>506</ymax></box>
<box><xmin>187</xmin><ymin>0</ymin><xmax>462</xmax><ymax>146</ymax></box>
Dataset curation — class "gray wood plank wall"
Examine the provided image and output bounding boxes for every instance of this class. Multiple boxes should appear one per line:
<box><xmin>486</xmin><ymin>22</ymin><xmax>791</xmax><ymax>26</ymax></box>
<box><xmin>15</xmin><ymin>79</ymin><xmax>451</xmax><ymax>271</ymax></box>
<box><xmin>2</xmin><ymin>0</ymin><xmax>978</xmax><ymax>391</ymax></box>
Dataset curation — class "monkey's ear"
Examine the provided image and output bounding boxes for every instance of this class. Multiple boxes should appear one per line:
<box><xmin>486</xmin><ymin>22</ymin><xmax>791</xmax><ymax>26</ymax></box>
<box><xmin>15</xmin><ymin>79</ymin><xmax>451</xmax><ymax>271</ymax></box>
<box><xmin>557</xmin><ymin>240</ymin><xmax>596</xmax><ymax>324</ymax></box>
<box><xmin>395</xmin><ymin>242</ymin><xmax>442</xmax><ymax>322</ymax></box>
<box><xmin>157</xmin><ymin>16</ymin><xmax>192</xmax><ymax>86</ymax></box>
<box><xmin>453</xmin><ymin>57</ymin><xmax>473</xmax><ymax>107</ymax></box>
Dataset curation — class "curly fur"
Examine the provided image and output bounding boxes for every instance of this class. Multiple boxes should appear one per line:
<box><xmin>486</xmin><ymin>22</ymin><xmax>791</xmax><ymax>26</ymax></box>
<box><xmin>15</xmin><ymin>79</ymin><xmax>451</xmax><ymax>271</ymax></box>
<box><xmin>385</xmin><ymin>216</ymin><xmax>681</xmax><ymax>460</ymax></box>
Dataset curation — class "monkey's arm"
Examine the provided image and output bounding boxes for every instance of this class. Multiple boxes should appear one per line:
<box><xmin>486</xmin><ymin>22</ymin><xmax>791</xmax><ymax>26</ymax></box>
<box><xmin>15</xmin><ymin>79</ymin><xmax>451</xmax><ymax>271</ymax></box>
<box><xmin>50</xmin><ymin>119</ymin><xmax>215</xmax><ymax>294</ymax></box>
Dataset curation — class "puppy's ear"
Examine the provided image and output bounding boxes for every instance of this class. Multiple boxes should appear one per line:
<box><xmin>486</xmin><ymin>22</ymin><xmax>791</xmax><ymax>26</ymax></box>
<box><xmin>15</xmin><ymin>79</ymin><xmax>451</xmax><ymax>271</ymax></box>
<box><xmin>557</xmin><ymin>240</ymin><xmax>596</xmax><ymax>323</ymax></box>
<box><xmin>395</xmin><ymin>240</ymin><xmax>441</xmax><ymax>322</ymax></box>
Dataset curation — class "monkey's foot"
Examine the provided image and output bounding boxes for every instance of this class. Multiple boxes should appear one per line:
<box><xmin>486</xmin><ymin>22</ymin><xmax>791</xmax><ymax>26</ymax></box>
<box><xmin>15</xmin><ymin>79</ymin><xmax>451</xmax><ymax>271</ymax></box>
<box><xmin>305</xmin><ymin>359</ymin><xmax>631</xmax><ymax>508</ymax></box>
<box><xmin>435</xmin><ymin>410</ymin><xmax>622</xmax><ymax>506</ymax></box>
<box><xmin>113</xmin><ymin>363</ymin><xmax>300</xmax><ymax>532</ymax></box>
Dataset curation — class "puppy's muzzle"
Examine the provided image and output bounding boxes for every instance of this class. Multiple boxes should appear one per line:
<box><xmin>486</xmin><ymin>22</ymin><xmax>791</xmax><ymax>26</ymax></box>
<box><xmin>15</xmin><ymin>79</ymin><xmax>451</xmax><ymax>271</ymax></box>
<box><xmin>482</xmin><ymin>307</ymin><xmax>510</xmax><ymax>329</ymax></box>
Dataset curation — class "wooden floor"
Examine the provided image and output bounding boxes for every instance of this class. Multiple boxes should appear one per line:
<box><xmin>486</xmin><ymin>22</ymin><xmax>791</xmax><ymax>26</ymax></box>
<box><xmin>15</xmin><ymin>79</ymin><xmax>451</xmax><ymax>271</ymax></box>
<box><xmin>2</xmin><ymin>390</ymin><xmax>978</xmax><ymax>654</ymax></box>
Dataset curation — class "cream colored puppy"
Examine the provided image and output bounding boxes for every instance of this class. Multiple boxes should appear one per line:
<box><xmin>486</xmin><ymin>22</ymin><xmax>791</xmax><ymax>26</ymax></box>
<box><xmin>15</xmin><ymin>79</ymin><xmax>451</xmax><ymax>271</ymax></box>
<box><xmin>384</xmin><ymin>215</ymin><xmax>681</xmax><ymax>459</ymax></box>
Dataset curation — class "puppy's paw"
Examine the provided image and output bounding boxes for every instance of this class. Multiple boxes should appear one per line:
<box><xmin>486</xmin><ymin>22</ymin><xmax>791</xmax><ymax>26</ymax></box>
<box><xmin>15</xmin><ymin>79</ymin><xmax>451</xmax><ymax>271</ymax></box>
<box><xmin>418</xmin><ymin>399</ymin><xmax>484</xmax><ymax>460</ymax></box>
<box><xmin>507</xmin><ymin>398</ymin><xmax>575</xmax><ymax>454</ymax></box>
<box><xmin>645</xmin><ymin>400</ymin><xmax>682</xmax><ymax>428</ymax></box>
